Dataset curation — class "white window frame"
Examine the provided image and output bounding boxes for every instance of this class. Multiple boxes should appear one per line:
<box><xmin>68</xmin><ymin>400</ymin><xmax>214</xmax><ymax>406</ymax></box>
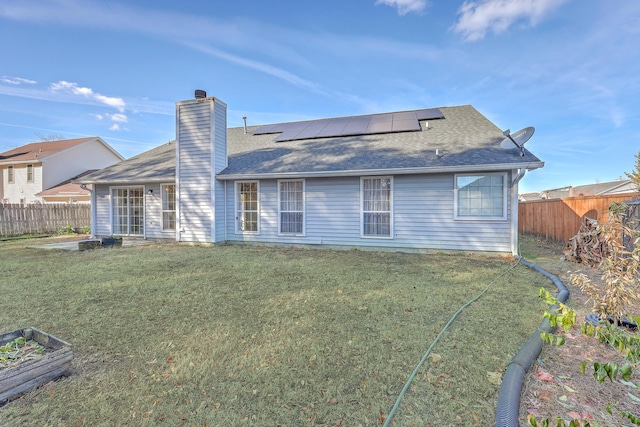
<box><xmin>454</xmin><ymin>172</ymin><xmax>508</xmax><ymax>221</ymax></box>
<box><xmin>7</xmin><ymin>165</ymin><xmax>14</xmax><ymax>184</ymax></box>
<box><xmin>360</xmin><ymin>176</ymin><xmax>393</xmax><ymax>239</ymax></box>
<box><xmin>235</xmin><ymin>181</ymin><xmax>260</xmax><ymax>234</ymax></box>
<box><xmin>161</xmin><ymin>184</ymin><xmax>176</xmax><ymax>231</ymax></box>
<box><xmin>278</xmin><ymin>179</ymin><xmax>305</xmax><ymax>236</ymax></box>
<box><xmin>27</xmin><ymin>164</ymin><xmax>34</xmax><ymax>183</ymax></box>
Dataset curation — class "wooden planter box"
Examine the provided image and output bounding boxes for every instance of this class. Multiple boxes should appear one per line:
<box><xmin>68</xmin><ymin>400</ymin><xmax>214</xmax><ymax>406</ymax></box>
<box><xmin>0</xmin><ymin>328</ymin><xmax>72</xmax><ymax>404</ymax></box>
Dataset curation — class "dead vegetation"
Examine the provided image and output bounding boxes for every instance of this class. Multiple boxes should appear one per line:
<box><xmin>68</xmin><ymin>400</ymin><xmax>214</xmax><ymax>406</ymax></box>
<box><xmin>563</xmin><ymin>217</ymin><xmax>609</xmax><ymax>266</ymax></box>
<box><xmin>519</xmin><ymin>230</ymin><xmax>640</xmax><ymax>426</ymax></box>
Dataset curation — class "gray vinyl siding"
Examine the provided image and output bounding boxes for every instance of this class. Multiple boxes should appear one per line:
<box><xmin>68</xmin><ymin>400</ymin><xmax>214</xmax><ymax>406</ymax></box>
<box><xmin>94</xmin><ymin>184</ymin><xmax>111</xmax><ymax>236</ymax></box>
<box><xmin>94</xmin><ymin>183</ymin><xmax>176</xmax><ymax>240</ymax></box>
<box><xmin>176</xmin><ymin>99</ymin><xmax>214</xmax><ymax>243</ymax></box>
<box><xmin>144</xmin><ymin>183</ymin><xmax>176</xmax><ymax>240</ymax></box>
<box><xmin>213</xmin><ymin>101</ymin><xmax>227</xmax><ymax>243</ymax></box>
<box><xmin>224</xmin><ymin>173</ymin><xmax>512</xmax><ymax>252</ymax></box>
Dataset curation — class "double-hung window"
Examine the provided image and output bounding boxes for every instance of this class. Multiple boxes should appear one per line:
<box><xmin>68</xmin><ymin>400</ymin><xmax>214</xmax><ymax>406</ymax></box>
<box><xmin>161</xmin><ymin>184</ymin><xmax>176</xmax><ymax>231</ymax></box>
<box><xmin>279</xmin><ymin>180</ymin><xmax>304</xmax><ymax>235</ymax></box>
<box><xmin>236</xmin><ymin>181</ymin><xmax>259</xmax><ymax>233</ymax></box>
<box><xmin>454</xmin><ymin>173</ymin><xmax>507</xmax><ymax>220</ymax></box>
<box><xmin>27</xmin><ymin>164</ymin><xmax>34</xmax><ymax>183</ymax></box>
<box><xmin>7</xmin><ymin>165</ymin><xmax>14</xmax><ymax>184</ymax></box>
<box><xmin>361</xmin><ymin>177</ymin><xmax>393</xmax><ymax>237</ymax></box>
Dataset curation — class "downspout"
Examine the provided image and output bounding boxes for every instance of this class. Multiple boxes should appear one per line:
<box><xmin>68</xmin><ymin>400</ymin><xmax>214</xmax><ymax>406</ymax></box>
<box><xmin>224</xmin><ymin>180</ymin><xmax>227</xmax><ymax>242</ymax></box>
<box><xmin>510</xmin><ymin>168</ymin><xmax>526</xmax><ymax>256</ymax></box>
<box><xmin>79</xmin><ymin>183</ymin><xmax>96</xmax><ymax>238</ymax></box>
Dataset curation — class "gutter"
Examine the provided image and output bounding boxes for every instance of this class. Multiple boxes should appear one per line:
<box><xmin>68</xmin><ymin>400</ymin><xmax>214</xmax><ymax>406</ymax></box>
<box><xmin>75</xmin><ymin>177</ymin><xmax>176</xmax><ymax>185</ymax></box>
<box><xmin>510</xmin><ymin>168</ymin><xmax>527</xmax><ymax>256</ymax></box>
<box><xmin>216</xmin><ymin>161</ymin><xmax>545</xmax><ymax>181</ymax></box>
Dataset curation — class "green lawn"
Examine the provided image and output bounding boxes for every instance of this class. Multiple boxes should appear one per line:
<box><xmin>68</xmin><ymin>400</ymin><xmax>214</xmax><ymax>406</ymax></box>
<box><xmin>0</xmin><ymin>238</ymin><xmax>553</xmax><ymax>426</ymax></box>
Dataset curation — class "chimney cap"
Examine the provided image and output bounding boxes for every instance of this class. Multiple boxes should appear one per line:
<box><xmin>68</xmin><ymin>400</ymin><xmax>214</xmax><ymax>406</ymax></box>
<box><xmin>194</xmin><ymin>89</ymin><xmax>207</xmax><ymax>99</ymax></box>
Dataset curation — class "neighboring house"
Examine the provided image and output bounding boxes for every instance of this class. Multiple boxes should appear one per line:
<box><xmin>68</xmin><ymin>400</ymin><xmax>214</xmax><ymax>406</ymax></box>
<box><xmin>78</xmin><ymin>93</ymin><xmax>544</xmax><ymax>255</ymax></box>
<box><xmin>520</xmin><ymin>179</ymin><xmax>638</xmax><ymax>201</ymax></box>
<box><xmin>35</xmin><ymin>170</ymin><xmax>98</xmax><ymax>204</ymax></box>
<box><xmin>0</xmin><ymin>137</ymin><xmax>124</xmax><ymax>204</ymax></box>
<box><xmin>518</xmin><ymin>192</ymin><xmax>543</xmax><ymax>202</ymax></box>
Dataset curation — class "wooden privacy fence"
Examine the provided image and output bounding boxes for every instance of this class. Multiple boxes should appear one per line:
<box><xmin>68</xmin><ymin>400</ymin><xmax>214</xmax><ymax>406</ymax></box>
<box><xmin>518</xmin><ymin>192</ymin><xmax>640</xmax><ymax>243</ymax></box>
<box><xmin>0</xmin><ymin>204</ymin><xmax>90</xmax><ymax>237</ymax></box>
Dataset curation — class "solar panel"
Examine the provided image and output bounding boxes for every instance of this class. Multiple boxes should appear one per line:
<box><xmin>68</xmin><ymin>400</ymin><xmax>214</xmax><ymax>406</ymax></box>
<box><xmin>367</xmin><ymin>121</ymin><xmax>393</xmax><ymax>133</ymax></box>
<box><xmin>316</xmin><ymin>117</ymin><xmax>349</xmax><ymax>138</ymax></box>
<box><xmin>369</xmin><ymin>113</ymin><xmax>393</xmax><ymax>123</ymax></box>
<box><xmin>292</xmin><ymin>120</ymin><xmax>331</xmax><ymax>140</ymax></box>
<box><xmin>392</xmin><ymin>119</ymin><xmax>420</xmax><ymax>132</ymax></box>
<box><xmin>252</xmin><ymin>123</ymin><xmax>282</xmax><ymax>134</ymax></box>
<box><xmin>341</xmin><ymin>118</ymin><xmax>370</xmax><ymax>136</ymax></box>
<box><xmin>392</xmin><ymin>111</ymin><xmax>417</xmax><ymax>121</ymax></box>
<box><xmin>415</xmin><ymin>108</ymin><xmax>444</xmax><ymax>120</ymax></box>
<box><xmin>252</xmin><ymin>108</ymin><xmax>444</xmax><ymax>142</ymax></box>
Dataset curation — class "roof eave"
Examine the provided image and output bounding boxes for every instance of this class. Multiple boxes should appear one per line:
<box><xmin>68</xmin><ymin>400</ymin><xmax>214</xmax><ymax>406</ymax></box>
<box><xmin>0</xmin><ymin>159</ymin><xmax>42</xmax><ymax>165</ymax></box>
<box><xmin>74</xmin><ymin>177</ymin><xmax>175</xmax><ymax>185</ymax></box>
<box><xmin>216</xmin><ymin>161</ymin><xmax>545</xmax><ymax>181</ymax></box>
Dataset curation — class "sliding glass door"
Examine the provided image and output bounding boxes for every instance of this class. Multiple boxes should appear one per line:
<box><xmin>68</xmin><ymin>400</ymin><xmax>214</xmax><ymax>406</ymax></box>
<box><xmin>111</xmin><ymin>187</ymin><xmax>144</xmax><ymax>236</ymax></box>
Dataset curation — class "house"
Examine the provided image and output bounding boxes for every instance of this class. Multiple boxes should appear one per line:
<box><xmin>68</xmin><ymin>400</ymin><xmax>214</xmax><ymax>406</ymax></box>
<box><xmin>78</xmin><ymin>92</ymin><xmax>544</xmax><ymax>255</ymax></box>
<box><xmin>34</xmin><ymin>170</ymin><xmax>98</xmax><ymax>204</ymax></box>
<box><xmin>0</xmin><ymin>137</ymin><xmax>124</xmax><ymax>204</ymax></box>
<box><xmin>520</xmin><ymin>179</ymin><xmax>638</xmax><ymax>201</ymax></box>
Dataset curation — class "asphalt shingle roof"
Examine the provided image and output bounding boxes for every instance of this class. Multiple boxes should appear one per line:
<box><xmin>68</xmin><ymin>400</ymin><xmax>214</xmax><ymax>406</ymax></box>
<box><xmin>0</xmin><ymin>137</ymin><xmax>97</xmax><ymax>163</ymax></box>
<box><xmin>79</xmin><ymin>141</ymin><xmax>176</xmax><ymax>184</ymax></box>
<box><xmin>78</xmin><ymin>105</ymin><xmax>543</xmax><ymax>184</ymax></box>
<box><xmin>221</xmin><ymin>105</ymin><xmax>541</xmax><ymax>177</ymax></box>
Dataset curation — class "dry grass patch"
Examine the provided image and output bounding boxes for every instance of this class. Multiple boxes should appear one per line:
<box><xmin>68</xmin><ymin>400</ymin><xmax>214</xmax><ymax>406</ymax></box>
<box><xmin>0</xmin><ymin>238</ymin><xmax>553</xmax><ymax>426</ymax></box>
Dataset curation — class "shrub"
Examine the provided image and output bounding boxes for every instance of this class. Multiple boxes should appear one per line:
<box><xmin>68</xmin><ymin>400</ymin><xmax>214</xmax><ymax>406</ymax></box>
<box><xmin>571</xmin><ymin>202</ymin><xmax>640</xmax><ymax>319</ymax></box>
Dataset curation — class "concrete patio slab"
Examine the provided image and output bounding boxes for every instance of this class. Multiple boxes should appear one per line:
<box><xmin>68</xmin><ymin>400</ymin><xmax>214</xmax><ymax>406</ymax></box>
<box><xmin>28</xmin><ymin>239</ymin><xmax>155</xmax><ymax>251</ymax></box>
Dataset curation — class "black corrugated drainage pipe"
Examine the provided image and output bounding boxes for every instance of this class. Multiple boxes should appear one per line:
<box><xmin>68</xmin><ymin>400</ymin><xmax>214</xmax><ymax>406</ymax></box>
<box><xmin>494</xmin><ymin>256</ymin><xmax>569</xmax><ymax>427</ymax></box>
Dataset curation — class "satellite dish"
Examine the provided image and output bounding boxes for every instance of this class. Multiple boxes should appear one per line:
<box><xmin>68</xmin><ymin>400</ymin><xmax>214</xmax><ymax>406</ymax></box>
<box><xmin>500</xmin><ymin>126</ymin><xmax>535</xmax><ymax>156</ymax></box>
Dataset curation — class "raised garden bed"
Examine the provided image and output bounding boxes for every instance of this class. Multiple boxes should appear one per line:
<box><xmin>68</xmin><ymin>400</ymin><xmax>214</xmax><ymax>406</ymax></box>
<box><xmin>0</xmin><ymin>328</ymin><xmax>72</xmax><ymax>404</ymax></box>
<box><xmin>78</xmin><ymin>237</ymin><xmax>123</xmax><ymax>250</ymax></box>
<box><xmin>78</xmin><ymin>240</ymin><xmax>101</xmax><ymax>250</ymax></box>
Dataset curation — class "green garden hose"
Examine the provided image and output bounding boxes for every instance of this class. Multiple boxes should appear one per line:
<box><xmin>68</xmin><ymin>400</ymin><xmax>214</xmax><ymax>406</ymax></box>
<box><xmin>382</xmin><ymin>257</ymin><xmax>523</xmax><ymax>426</ymax></box>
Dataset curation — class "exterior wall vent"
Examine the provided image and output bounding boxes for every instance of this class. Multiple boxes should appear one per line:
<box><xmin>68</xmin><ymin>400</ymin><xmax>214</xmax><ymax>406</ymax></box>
<box><xmin>194</xmin><ymin>89</ymin><xmax>207</xmax><ymax>99</ymax></box>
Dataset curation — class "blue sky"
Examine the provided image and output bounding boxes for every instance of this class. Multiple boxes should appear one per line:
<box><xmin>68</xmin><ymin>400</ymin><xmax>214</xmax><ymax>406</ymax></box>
<box><xmin>0</xmin><ymin>0</ymin><xmax>638</xmax><ymax>194</ymax></box>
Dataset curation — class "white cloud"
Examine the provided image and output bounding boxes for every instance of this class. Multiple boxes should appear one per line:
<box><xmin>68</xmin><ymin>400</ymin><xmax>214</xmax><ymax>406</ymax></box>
<box><xmin>50</xmin><ymin>80</ymin><xmax>126</xmax><ymax>112</ymax></box>
<box><xmin>1</xmin><ymin>76</ymin><xmax>37</xmax><ymax>85</ymax></box>
<box><xmin>93</xmin><ymin>114</ymin><xmax>104</xmax><ymax>120</ymax></box>
<box><xmin>109</xmin><ymin>123</ymin><xmax>121</xmax><ymax>131</ymax></box>
<box><xmin>452</xmin><ymin>0</ymin><xmax>568</xmax><ymax>41</ymax></box>
<box><xmin>108</xmin><ymin>113</ymin><xmax>128</xmax><ymax>123</ymax></box>
<box><xmin>0</xmin><ymin>0</ymin><xmax>437</xmax><ymax>100</ymax></box>
<box><xmin>375</xmin><ymin>0</ymin><xmax>428</xmax><ymax>15</ymax></box>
